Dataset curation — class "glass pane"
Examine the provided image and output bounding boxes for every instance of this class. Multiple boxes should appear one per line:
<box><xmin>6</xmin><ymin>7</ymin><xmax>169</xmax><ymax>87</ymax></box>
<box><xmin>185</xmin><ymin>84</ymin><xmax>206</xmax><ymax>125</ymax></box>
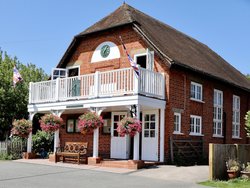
<box><xmin>196</xmin><ymin>118</ymin><xmax>200</xmax><ymax>126</ymax></box>
<box><xmin>150</xmin><ymin>114</ymin><xmax>155</xmax><ymax>121</ymax></box>
<box><xmin>213</xmin><ymin>107</ymin><xmax>216</xmax><ymax>119</ymax></box>
<box><xmin>144</xmin><ymin>130</ymin><xmax>149</xmax><ymax>137</ymax></box>
<box><xmin>114</xmin><ymin>130</ymin><xmax>118</xmax><ymax>137</ymax></box>
<box><xmin>60</xmin><ymin>70</ymin><xmax>66</xmax><ymax>76</ymax></box>
<box><xmin>114</xmin><ymin>115</ymin><xmax>119</xmax><ymax>121</ymax></box>
<box><xmin>150</xmin><ymin>130</ymin><xmax>155</xmax><ymax>137</ymax></box>
<box><xmin>214</xmin><ymin>91</ymin><xmax>217</xmax><ymax>105</ymax></box>
<box><xmin>114</xmin><ymin>123</ymin><xmax>118</xmax><ymax>130</ymax></box>
<box><xmin>191</xmin><ymin>84</ymin><xmax>195</xmax><ymax>98</ymax></box>
<box><xmin>150</xmin><ymin>122</ymin><xmax>155</xmax><ymax>129</ymax></box>
<box><xmin>145</xmin><ymin>115</ymin><xmax>149</xmax><ymax>121</ymax></box>
<box><xmin>145</xmin><ymin>122</ymin><xmax>149</xmax><ymax>129</ymax></box>
<box><xmin>213</xmin><ymin>123</ymin><xmax>216</xmax><ymax>134</ymax></box>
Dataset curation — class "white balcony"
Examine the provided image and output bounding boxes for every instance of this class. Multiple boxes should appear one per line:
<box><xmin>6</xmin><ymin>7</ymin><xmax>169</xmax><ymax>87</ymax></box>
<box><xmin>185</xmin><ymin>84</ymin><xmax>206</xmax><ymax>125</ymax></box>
<box><xmin>29</xmin><ymin>67</ymin><xmax>165</xmax><ymax>104</ymax></box>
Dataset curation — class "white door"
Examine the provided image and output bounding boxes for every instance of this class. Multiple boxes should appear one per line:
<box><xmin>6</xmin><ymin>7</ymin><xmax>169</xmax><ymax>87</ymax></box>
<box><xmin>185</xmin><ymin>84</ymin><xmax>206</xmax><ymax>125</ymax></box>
<box><xmin>110</xmin><ymin>112</ymin><xmax>130</xmax><ymax>159</ymax></box>
<box><xmin>142</xmin><ymin>110</ymin><xmax>159</xmax><ymax>161</ymax></box>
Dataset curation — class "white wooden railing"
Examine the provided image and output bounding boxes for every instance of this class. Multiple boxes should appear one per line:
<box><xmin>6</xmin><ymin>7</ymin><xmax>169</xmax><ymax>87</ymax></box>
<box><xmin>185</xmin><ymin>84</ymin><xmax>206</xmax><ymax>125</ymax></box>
<box><xmin>29</xmin><ymin>67</ymin><xmax>165</xmax><ymax>104</ymax></box>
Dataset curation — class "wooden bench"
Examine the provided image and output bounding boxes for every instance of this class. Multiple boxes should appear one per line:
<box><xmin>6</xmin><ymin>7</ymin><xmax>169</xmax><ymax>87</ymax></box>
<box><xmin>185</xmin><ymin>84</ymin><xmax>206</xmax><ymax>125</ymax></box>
<box><xmin>55</xmin><ymin>142</ymin><xmax>88</xmax><ymax>164</ymax></box>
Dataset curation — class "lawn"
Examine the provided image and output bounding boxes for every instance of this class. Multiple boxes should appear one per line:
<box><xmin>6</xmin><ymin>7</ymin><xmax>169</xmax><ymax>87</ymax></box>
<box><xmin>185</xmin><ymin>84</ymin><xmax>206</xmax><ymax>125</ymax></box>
<box><xmin>200</xmin><ymin>178</ymin><xmax>250</xmax><ymax>188</ymax></box>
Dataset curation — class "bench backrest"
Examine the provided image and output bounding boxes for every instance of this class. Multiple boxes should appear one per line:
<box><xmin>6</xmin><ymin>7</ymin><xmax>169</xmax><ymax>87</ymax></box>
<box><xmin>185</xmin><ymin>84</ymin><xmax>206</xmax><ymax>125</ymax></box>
<box><xmin>64</xmin><ymin>142</ymin><xmax>88</xmax><ymax>154</ymax></box>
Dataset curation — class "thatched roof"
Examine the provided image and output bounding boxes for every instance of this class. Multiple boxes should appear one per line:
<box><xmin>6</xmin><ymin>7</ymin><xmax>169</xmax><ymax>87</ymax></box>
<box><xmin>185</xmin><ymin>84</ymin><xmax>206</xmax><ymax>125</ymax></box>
<box><xmin>59</xmin><ymin>3</ymin><xmax>250</xmax><ymax>91</ymax></box>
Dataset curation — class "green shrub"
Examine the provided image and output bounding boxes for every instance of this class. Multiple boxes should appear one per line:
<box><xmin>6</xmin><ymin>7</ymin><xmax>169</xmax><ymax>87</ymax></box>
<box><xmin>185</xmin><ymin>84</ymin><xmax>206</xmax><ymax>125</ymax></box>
<box><xmin>0</xmin><ymin>152</ymin><xmax>14</xmax><ymax>160</ymax></box>
<box><xmin>32</xmin><ymin>130</ymin><xmax>54</xmax><ymax>156</ymax></box>
<box><xmin>245</xmin><ymin>111</ymin><xmax>250</xmax><ymax>137</ymax></box>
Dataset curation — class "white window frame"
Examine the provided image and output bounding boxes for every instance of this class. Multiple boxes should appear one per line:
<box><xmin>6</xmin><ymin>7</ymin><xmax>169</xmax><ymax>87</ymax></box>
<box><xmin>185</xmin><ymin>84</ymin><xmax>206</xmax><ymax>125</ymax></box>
<box><xmin>190</xmin><ymin>115</ymin><xmax>202</xmax><ymax>136</ymax></box>
<box><xmin>232</xmin><ymin>95</ymin><xmax>240</xmax><ymax>138</ymax></box>
<box><xmin>173</xmin><ymin>112</ymin><xmax>182</xmax><ymax>134</ymax></box>
<box><xmin>66</xmin><ymin>65</ymin><xmax>80</xmax><ymax>77</ymax></box>
<box><xmin>190</xmin><ymin>82</ymin><xmax>203</xmax><ymax>102</ymax></box>
<box><xmin>213</xmin><ymin>89</ymin><xmax>223</xmax><ymax>137</ymax></box>
<box><xmin>134</xmin><ymin>49</ymin><xmax>154</xmax><ymax>71</ymax></box>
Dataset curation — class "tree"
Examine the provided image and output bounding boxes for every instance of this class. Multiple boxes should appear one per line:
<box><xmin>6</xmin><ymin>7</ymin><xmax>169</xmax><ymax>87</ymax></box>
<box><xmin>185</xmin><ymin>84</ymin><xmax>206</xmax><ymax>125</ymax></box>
<box><xmin>0</xmin><ymin>50</ymin><xmax>48</xmax><ymax>140</ymax></box>
<box><xmin>247</xmin><ymin>74</ymin><xmax>250</xmax><ymax>80</ymax></box>
<box><xmin>245</xmin><ymin>111</ymin><xmax>250</xmax><ymax>137</ymax></box>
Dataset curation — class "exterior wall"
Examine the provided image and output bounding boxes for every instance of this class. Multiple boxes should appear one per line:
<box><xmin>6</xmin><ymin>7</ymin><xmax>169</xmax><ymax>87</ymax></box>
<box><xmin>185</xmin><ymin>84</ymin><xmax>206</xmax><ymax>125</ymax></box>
<box><xmin>58</xmin><ymin>25</ymin><xmax>168</xmax><ymax>159</ymax></box>
<box><xmin>57</xmin><ymin>24</ymin><xmax>250</xmax><ymax>162</ymax></box>
<box><xmin>167</xmin><ymin>66</ymin><xmax>250</xmax><ymax>161</ymax></box>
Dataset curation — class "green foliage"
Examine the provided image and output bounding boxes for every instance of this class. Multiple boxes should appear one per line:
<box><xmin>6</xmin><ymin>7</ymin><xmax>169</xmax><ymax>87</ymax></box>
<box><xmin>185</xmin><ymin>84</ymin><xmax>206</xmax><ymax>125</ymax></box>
<box><xmin>199</xmin><ymin>178</ymin><xmax>250</xmax><ymax>188</ymax></box>
<box><xmin>246</xmin><ymin>74</ymin><xmax>250</xmax><ymax>80</ymax></box>
<box><xmin>32</xmin><ymin>130</ymin><xmax>54</xmax><ymax>154</ymax></box>
<box><xmin>0</xmin><ymin>152</ymin><xmax>15</xmax><ymax>160</ymax></box>
<box><xmin>226</xmin><ymin>159</ymin><xmax>241</xmax><ymax>172</ymax></box>
<box><xmin>245</xmin><ymin>111</ymin><xmax>250</xmax><ymax>137</ymax></box>
<box><xmin>0</xmin><ymin>50</ymin><xmax>48</xmax><ymax>140</ymax></box>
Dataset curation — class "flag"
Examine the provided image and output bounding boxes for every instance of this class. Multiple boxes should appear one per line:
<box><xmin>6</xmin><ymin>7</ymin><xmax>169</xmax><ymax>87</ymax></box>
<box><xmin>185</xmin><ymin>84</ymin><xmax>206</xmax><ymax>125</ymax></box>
<box><xmin>119</xmin><ymin>36</ymin><xmax>140</xmax><ymax>76</ymax></box>
<box><xmin>13</xmin><ymin>65</ymin><xmax>23</xmax><ymax>86</ymax></box>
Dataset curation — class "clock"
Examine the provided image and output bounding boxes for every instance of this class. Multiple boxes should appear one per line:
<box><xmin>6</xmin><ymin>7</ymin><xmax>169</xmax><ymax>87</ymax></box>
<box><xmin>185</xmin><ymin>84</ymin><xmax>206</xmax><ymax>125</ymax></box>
<box><xmin>100</xmin><ymin>44</ymin><xmax>110</xmax><ymax>58</ymax></box>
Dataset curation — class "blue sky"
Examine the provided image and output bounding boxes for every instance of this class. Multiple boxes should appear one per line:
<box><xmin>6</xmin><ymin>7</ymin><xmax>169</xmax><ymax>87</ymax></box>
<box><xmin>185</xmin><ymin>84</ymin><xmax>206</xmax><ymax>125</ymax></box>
<box><xmin>0</xmin><ymin>0</ymin><xmax>249</xmax><ymax>75</ymax></box>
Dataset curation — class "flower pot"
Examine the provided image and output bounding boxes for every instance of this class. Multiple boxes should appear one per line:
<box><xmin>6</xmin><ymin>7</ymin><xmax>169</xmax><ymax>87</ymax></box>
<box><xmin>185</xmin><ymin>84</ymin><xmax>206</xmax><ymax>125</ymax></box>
<box><xmin>241</xmin><ymin>171</ymin><xmax>250</xmax><ymax>179</ymax></box>
<box><xmin>227</xmin><ymin>170</ymin><xmax>240</xmax><ymax>179</ymax></box>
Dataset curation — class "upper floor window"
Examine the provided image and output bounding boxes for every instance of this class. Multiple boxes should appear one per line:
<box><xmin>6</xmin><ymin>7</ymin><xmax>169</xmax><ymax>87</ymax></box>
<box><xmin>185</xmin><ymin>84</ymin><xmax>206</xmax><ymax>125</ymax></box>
<box><xmin>190</xmin><ymin>82</ymin><xmax>203</xmax><ymax>101</ymax></box>
<box><xmin>134</xmin><ymin>49</ymin><xmax>154</xmax><ymax>71</ymax></box>
<box><xmin>232</xmin><ymin>95</ymin><xmax>240</xmax><ymax>138</ymax></box>
<box><xmin>213</xmin><ymin>89</ymin><xmax>223</xmax><ymax>137</ymax></box>
<box><xmin>190</xmin><ymin>115</ymin><xmax>202</xmax><ymax>135</ymax></box>
<box><xmin>173</xmin><ymin>112</ymin><xmax>181</xmax><ymax>134</ymax></box>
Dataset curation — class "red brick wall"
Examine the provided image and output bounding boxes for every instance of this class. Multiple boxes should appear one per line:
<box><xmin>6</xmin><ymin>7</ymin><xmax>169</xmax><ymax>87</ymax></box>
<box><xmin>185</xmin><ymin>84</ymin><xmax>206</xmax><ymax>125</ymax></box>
<box><xmin>58</xmin><ymin>25</ymin><xmax>167</xmax><ymax>158</ymax></box>
<box><xmin>166</xmin><ymin>66</ymin><xmax>250</xmax><ymax>160</ymax></box>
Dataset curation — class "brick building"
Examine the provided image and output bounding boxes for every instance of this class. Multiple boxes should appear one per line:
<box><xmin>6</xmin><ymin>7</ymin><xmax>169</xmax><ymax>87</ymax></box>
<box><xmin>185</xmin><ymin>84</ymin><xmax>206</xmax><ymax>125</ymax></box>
<box><xmin>27</xmin><ymin>4</ymin><xmax>250</xmax><ymax>164</ymax></box>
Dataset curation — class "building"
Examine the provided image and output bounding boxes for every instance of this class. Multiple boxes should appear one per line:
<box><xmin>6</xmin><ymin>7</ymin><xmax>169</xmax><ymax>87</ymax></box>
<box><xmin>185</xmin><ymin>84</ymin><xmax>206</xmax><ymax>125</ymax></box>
<box><xmin>27</xmin><ymin>3</ymin><xmax>250</xmax><ymax>164</ymax></box>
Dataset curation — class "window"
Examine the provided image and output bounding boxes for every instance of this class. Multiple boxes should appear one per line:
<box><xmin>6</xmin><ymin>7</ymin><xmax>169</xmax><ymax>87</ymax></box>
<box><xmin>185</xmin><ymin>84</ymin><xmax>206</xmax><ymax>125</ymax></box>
<box><xmin>66</xmin><ymin>119</ymin><xmax>80</xmax><ymax>133</ymax></box>
<box><xmin>190</xmin><ymin>115</ymin><xmax>202</xmax><ymax>135</ymax></box>
<box><xmin>232</xmin><ymin>95</ymin><xmax>240</xmax><ymax>138</ymax></box>
<box><xmin>173</xmin><ymin>113</ymin><xmax>181</xmax><ymax>134</ymax></box>
<box><xmin>190</xmin><ymin>82</ymin><xmax>203</xmax><ymax>101</ymax></box>
<box><xmin>213</xmin><ymin>89</ymin><xmax>223</xmax><ymax>136</ymax></box>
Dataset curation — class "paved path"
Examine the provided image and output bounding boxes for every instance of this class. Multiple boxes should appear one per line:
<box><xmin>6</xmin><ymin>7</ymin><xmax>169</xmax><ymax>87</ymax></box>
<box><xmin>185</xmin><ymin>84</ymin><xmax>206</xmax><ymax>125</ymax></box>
<box><xmin>0</xmin><ymin>160</ymin><xmax>208</xmax><ymax>188</ymax></box>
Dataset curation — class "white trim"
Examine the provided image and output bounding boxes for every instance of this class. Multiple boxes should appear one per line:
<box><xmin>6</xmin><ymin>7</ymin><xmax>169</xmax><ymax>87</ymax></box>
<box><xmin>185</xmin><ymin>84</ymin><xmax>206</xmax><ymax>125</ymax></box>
<box><xmin>91</xmin><ymin>41</ymin><xmax>120</xmax><ymax>63</ymax></box>
<box><xmin>212</xmin><ymin>134</ymin><xmax>224</xmax><ymax>138</ymax></box>
<box><xmin>190</xmin><ymin>115</ymin><xmax>202</xmax><ymax>135</ymax></box>
<box><xmin>189</xmin><ymin>133</ymin><xmax>204</xmax><ymax>136</ymax></box>
<box><xmin>66</xmin><ymin>65</ymin><xmax>80</xmax><ymax>76</ymax></box>
<box><xmin>232</xmin><ymin>95</ymin><xmax>240</xmax><ymax>138</ymax></box>
<box><xmin>160</xmin><ymin>108</ymin><xmax>165</xmax><ymax>162</ymax></box>
<box><xmin>28</xmin><ymin>95</ymin><xmax>166</xmax><ymax>113</ymax></box>
<box><xmin>213</xmin><ymin>89</ymin><xmax>223</xmax><ymax>137</ymax></box>
<box><xmin>173</xmin><ymin>132</ymin><xmax>184</xmax><ymax>135</ymax></box>
<box><xmin>173</xmin><ymin>112</ymin><xmax>181</xmax><ymax>134</ymax></box>
<box><xmin>190</xmin><ymin>98</ymin><xmax>205</xmax><ymax>103</ymax></box>
<box><xmin>190</xmin><ymin>81</ymin><xmax>203</xmax><ymax>101</ymax></box>
<box><xmin>133</xmin><ymin>105</ymin><xmax>140</xmax><ymax>160</ymax></box>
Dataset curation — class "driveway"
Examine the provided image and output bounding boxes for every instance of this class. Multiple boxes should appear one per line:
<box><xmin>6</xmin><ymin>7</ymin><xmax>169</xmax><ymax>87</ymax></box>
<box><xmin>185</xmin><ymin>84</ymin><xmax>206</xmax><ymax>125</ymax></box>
<box><xmin>0</xmin><ymin>160</ymin><xmax>208</xmax><ymax>188</ymax></box>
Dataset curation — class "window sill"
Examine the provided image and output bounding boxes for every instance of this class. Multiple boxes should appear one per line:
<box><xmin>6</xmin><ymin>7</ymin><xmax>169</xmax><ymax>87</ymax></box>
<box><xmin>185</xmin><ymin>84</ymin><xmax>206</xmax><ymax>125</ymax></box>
<box><xmin>173</xmin><ymin>132</ymin><xmax>184</xmax><ymax>135</ymax></box>
<box><xmin>190</xmin><ymin>98</ymin><xmax>205</xmax><ymax>103</ymax></box>
<box><xmin>213</xmin><ymin>134</ymin><xmax>224</xmax><ymax>138</ymax></box>
<box><xmin>189</xmin><ymin>133</ymin><xmax>204</xmax><ymax>136</ymax></box>
<box><xmin>232</xmin><ymin>136</ymin><xmax>242</xmax><ymax>140</ymax></box>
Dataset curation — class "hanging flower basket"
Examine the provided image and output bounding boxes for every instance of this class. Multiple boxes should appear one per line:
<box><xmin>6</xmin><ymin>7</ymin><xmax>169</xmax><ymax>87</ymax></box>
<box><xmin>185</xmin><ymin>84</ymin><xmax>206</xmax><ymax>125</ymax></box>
<box><xmin>39</xmin><ymin>114</ymin><xmax>64</xmax><ymax>132</ymax></box>
<box><xmin>78</xmin><ymin>112</ymin><xmax>104</xmax><ymax>134</ymax></box>
<box><xmin>11</xmin><ymin>119</ymin><xmax>32</xmax><ymax>138</ymax></box>
<box><xmin>117</xmin><ymin>117</ymin><xmax>142</xmax><ymax>137</ymax></box>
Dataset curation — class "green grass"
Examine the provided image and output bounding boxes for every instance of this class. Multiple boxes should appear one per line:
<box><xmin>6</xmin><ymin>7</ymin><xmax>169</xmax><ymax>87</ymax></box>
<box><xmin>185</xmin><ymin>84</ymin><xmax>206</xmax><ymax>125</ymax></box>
<box><xmin>199</xmin><ymin>178</ymin><xmax>250</xmax><ymax>188</ymax></box>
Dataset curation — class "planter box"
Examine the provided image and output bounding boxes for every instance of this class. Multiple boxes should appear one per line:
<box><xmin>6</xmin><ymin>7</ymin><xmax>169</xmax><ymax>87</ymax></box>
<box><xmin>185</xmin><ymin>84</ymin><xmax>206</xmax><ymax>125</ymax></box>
<box><xmin>227</xmin><ymin>170</ymin><xmax>240</xmax><ymax>179</ymax></box>
<box><xmin>241</xmin><ymin>171</ymin><xmax>250</xmax><ymax>179</ymax></box>
<box><xmin>22</xmin><ymin>152</ymin><xmax>36</xmax><ymax>159</ymax></box>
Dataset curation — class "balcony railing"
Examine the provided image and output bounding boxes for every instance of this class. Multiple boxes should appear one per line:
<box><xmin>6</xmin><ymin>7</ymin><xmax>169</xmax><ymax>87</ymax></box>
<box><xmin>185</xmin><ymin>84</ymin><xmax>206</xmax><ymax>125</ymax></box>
<box><xmin>29</xmin><ymin>67</ymin><xmax>165</xmax><ymax>104</ymax></box>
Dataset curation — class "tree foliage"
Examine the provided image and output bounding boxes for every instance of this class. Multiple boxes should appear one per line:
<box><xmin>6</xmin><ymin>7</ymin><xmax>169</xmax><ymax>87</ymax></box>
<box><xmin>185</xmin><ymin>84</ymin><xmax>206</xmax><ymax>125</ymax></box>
<box><xmin>246</xmin><ymin>74</ymin><xmax>250</xmax><ymax>80</ymax></box>
<box><xmin>0</xmin><ymin>50</ymin><xmax>48</xmax><ymax>140</ymax></box>
<box><xmin>245</xmin><ymin>111</ymin><xmax>250</xmax><ymax>137</ymax></box>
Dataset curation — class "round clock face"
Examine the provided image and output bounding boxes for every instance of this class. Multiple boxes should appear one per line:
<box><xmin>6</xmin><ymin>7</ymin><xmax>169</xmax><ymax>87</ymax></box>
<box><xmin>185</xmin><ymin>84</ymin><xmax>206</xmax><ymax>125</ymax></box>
<box><xmin>100</xmin><ymin>44</ymin><xmax>110</xmax><ymax>58</ymax></box>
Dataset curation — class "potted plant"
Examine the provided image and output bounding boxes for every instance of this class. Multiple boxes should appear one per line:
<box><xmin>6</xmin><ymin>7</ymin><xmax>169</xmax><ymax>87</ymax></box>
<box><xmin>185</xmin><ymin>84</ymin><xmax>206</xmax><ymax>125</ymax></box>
<box><xmin>241</xmin><ymin>162</ymin><xmax>250</xmax><ymax>179</ymax></box>
<box><xmin>78</xmin><ymin>112</ymin><xmax>104</xmax><ymax>134</ymax></box>
<box><xmin>117</xmin><ymin>117</ymin><xmax>142</xmax><ymax>137</ymax></box>
<box><xmin>39</xmin><ymin>114</ymin><xmax>64</xmax><ymax>132</ymax></box>
<box><xmin>11</xmin><ymin>119</ymin><xmax>32</xmax><ymax>138</ymax></box>
<box><xmin>226</xmin><ymin>159</ymin><xmax>241</xmax><ymax>179</ymax></box>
